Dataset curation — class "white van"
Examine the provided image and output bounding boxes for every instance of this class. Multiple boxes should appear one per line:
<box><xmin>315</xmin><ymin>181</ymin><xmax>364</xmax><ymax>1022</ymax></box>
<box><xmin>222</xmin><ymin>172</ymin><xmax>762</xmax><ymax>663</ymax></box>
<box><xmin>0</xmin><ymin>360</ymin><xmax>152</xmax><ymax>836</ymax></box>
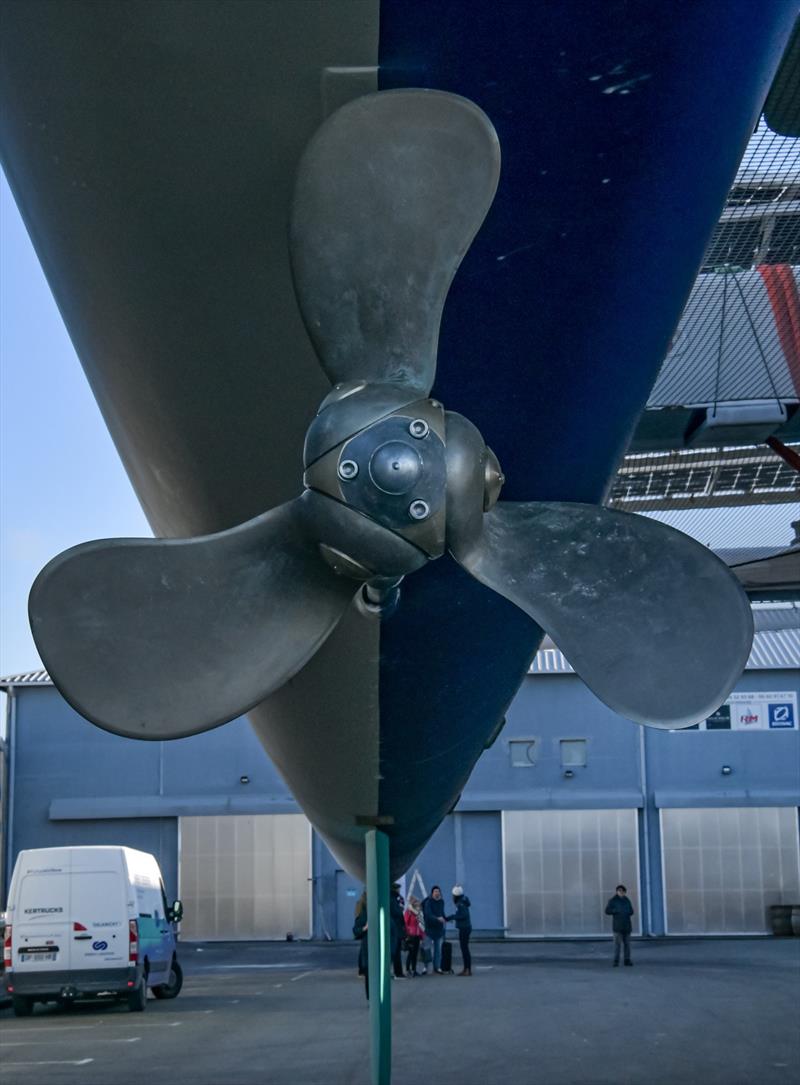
<box><xmin>3</xmin><ymin>846</ymin><xmax>183</xmax><ymax>1016</ymax></box>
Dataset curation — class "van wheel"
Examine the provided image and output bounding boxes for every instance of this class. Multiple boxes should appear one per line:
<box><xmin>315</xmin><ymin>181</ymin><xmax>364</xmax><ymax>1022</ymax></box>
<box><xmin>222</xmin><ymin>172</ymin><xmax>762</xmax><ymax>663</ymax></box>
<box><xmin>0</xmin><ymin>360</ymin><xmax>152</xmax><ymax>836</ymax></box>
<box><xmin>152</xmin><ymin>959</ymin><xmax>183</xmax><ymax>1000</ymax></box>
<box><xmin>127</xmin><ymin>981</ymin><xmax>147</xmax><ymax>1012</ymax></box>
<box><xmin>12</xmin><ymin>995</ymin><xmax>34</xmax><ymax>1017</ymax></box>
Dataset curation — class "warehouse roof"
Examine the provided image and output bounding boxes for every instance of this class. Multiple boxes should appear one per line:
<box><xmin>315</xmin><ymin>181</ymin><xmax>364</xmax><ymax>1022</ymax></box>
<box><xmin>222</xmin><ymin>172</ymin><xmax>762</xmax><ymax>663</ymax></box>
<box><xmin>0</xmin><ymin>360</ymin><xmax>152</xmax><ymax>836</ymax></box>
<box><xmin>527</xmin><ymin>622</ymin><xmax>799</xmax><ymax>675</ymax></box>
<box><xmin>1</xmin><ymin>618</ymin><xmax>796</xmax><ymax>690</ymax></box>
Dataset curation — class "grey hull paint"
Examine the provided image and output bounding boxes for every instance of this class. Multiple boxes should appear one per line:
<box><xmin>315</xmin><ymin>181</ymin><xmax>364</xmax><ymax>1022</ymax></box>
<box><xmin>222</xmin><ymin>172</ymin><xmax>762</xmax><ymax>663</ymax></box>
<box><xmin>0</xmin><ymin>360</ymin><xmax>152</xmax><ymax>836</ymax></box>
<box><xmin>1</xmin><ymin>2</ymin><xmax>401</xmax><ymax>879</ymax></box>
<box><xmin>1</xmin><ymin>2</ymin><xmax>540</xmax><ymax>881</ymax></box>
<box><xmin>0</xmin><ymin>1</ymin><xmax>379</xmax><ymax>538</ymax></box>
<box><xmin>248</xmin><ymin>598</ymin><xmax>382</xmax><ymax>881</ymax></box>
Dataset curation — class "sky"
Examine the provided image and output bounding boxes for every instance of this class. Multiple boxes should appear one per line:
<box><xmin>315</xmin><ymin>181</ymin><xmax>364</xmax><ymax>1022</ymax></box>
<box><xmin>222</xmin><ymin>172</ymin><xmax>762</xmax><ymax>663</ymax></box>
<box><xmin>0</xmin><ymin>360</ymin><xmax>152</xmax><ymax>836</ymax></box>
<box><xmin>0</xmin><ymin>165</ymin><xmax>795</xmax><ymax>678</ymax></box>
<box><xmin>1</xmin><ymin>170</ymin><xmax>150</xmax><ymax>677</ymax></box>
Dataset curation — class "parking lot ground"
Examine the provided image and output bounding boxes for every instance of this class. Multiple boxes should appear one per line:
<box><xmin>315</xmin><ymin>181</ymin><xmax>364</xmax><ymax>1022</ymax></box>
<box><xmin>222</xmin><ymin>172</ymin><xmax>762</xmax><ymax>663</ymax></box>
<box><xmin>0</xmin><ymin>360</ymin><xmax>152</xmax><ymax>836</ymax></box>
<box><xmin>1</xmin><ymin>937</ymin><xmax>798</xmax><ymax>1085</ymax></box>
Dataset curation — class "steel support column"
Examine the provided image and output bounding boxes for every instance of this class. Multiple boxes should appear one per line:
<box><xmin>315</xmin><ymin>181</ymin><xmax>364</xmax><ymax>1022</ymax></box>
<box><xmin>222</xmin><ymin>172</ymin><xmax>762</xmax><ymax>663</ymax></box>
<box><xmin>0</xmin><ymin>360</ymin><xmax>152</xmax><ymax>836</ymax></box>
<box><xmin>365</xmin><ymin>829</ymin><xmax>391</xmax><ymax>1085</ymax></box>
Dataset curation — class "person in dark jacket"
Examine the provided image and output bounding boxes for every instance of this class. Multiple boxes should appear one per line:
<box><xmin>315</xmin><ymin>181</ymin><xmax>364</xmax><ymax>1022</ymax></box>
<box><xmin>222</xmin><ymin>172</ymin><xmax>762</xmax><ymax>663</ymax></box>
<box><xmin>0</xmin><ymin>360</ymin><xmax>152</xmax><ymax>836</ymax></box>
<box><xmin>605</xmin><ymin>884</ymin><xmax>634</xmax><ymax>966</ymax></box>
<box><xmin>422</xmin><ymin>886</ymin><xmax>447</xmax><ymax>972</ymax></box>
<box><xmin>353</xmin><ymin>891</ymin><xmax>369</xmax><ymax>999</ymax></box>
<box><xmin>390</xmin><ymin>884</ymin><xmax>406</xmax><ymax>978</ymax></box>
<box><xmin>447</xmin><ymin>885</ymin><xmax>472</xmax><ymax>976</ymax></box>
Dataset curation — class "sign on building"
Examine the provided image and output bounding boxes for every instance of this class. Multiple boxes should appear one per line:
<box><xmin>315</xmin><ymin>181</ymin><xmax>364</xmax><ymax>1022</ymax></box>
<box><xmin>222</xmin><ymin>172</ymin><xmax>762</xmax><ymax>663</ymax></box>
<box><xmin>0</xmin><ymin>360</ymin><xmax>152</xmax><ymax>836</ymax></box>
<box><xmin>727</xmin><ymin>691</ymin><xmax>797</xmax><ymax>730</ymax></box>
<box><xmin>685</xmin><ymin>691</ymin><xmax>798</xmax><ymax>731</ymax></box>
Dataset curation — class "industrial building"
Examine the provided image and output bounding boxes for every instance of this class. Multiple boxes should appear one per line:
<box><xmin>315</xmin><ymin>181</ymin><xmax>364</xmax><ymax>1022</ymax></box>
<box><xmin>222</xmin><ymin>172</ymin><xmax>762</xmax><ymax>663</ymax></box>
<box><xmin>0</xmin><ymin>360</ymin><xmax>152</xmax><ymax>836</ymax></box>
<box><xmin>1</xmin><ymin>59</ymin><xmax>798</xmax><ymax>949</ymax></box>
<box><xmin>2</xmin><ymin>612</ymin><xmax>797</xmax><ymax>942</ymax></box>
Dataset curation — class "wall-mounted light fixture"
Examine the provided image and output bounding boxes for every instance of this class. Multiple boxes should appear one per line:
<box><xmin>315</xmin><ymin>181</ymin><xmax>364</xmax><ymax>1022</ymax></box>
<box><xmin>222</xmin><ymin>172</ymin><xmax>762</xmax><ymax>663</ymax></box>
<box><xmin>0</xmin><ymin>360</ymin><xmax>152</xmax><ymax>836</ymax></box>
<box><xmin>720</xmin><ymin>765</ymin><xmax>732</xmax><ymax>776</ymax></box>
<box><xmin>560</xmin><ymin>739</ymin><xmax>587</xmax><ymax>768</ymax></box>
<box><xmin>239</xmin><ymin>774</ymin><xmax>250</xmax><ymax>785</ymax></box>
<box><xmin>563</xmin><ymin>769</ymin><xmax>575</xmax><ymax>780</ymax></box>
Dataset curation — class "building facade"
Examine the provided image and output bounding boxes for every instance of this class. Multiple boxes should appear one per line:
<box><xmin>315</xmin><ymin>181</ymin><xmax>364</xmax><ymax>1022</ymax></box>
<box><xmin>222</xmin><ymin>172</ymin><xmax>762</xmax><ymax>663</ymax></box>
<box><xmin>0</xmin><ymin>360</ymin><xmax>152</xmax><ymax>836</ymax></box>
<box><xmin>2</xmin><ymin>620</ymin><xmax>798</xmax><ymax>940</ymax></box>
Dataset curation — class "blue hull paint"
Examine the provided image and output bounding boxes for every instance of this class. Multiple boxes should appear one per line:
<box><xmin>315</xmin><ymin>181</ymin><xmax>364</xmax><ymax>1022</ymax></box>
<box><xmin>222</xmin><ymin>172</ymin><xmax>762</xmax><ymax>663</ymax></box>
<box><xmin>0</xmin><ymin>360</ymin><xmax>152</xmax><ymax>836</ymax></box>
<box><xmin>374</xmin><ymin>1</ymin><xmax>794</xmax><ymax>855</ymax></box>
<box><xmin>379</xmin><ymin>0</ymin><xmax>793</xmax><ymax>498</ymax></box>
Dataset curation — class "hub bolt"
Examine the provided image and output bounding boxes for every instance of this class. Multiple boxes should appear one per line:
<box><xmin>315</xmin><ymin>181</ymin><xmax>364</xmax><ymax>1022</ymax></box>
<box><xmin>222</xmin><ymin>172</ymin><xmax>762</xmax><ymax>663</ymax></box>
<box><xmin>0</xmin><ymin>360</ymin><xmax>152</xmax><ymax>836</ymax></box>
<box><xmin>408</xmin><ymin>419</ymin><xmax>429</xmax><ymax>439</ymax></box>
<box><xmin>338</xmin><ymin>459</ymin><xmax>359</xmax><ymax>481</ymax></box>
<box><xmin>409</xmin><ymin>499</ymin><xmax>430</xmax><ymax>521</ymax></box>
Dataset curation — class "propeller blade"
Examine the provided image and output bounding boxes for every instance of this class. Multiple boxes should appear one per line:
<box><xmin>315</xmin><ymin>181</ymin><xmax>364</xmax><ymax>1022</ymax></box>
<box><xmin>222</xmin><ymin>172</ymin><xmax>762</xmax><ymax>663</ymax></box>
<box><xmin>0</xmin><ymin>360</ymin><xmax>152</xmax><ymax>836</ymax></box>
<box><xmin>290</xmin><ymin>89</ymin><xmax>500</xmax><ymax>393</ymax></box>
<box><xmin>453</xmin><ymin>502</ymin><xmax>754</xmax><ymax>728</ymax></box>
<box><xmin>29</xmin><ymin>498</ymin><xmax>360</xmax><ymax>740</ymax></box>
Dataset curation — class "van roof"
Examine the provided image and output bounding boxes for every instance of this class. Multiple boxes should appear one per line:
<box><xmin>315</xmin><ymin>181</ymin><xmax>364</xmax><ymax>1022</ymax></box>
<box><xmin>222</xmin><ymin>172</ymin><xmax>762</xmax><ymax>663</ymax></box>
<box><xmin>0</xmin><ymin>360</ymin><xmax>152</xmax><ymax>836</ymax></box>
<box><xmin>17</xmin><ymin>845</ymin><xmax>161</xmax><ymax>867</ymax></box>
<box><xmin>20</xmin><ymin>845</ymin><xmax>151</xmax><ymax>856</ymax></box>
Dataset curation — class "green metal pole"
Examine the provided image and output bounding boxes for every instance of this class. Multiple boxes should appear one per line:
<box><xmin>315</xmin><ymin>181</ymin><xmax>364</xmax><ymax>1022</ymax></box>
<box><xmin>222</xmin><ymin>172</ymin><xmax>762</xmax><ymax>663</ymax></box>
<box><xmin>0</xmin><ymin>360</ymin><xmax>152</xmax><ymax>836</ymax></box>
<box><xmin>365</xmin><ymin>828</ymin><xmax>391</xmax><ymax>1085</ymax></box>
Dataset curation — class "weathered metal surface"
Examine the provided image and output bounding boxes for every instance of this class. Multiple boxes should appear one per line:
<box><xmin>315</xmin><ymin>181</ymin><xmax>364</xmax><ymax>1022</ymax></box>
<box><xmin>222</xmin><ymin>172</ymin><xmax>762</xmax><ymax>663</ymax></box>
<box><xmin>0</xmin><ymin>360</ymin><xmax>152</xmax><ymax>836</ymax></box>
<box><xmin>290</xmin><ymin>89</ymin><xmax>500</xmax><ymax>392</ymax></box>
<box><xmin>28</xmin><ymin>496</ymin><xmax>361</xmax><ymax>739</ymax></box>
<box><xmin>454</xmin><ymin>501</ymin><xmax>755</xmax><ymax>728</ymax></box>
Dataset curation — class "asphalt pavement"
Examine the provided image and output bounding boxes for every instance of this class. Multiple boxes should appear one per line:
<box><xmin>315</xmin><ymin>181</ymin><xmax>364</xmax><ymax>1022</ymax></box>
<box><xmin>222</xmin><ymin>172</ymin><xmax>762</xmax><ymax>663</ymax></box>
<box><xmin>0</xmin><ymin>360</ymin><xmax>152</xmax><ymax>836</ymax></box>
<box><xmin>1</xmin><ymin>938</ymin><xmax>798</xmax><ymax>1085</ymax></box>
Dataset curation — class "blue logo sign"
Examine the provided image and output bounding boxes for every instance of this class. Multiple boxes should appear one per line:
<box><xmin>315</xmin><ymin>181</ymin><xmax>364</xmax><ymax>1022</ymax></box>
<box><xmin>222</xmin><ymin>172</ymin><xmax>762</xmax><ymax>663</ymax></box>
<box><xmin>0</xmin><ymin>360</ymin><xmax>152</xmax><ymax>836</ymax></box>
<box><xmin>92</xmin><ymin>940</ymin><xmax>108</xmax><ymax>951</ymax></box>
<box><xmin>768</xmin><ymin>703</ymin><xmax>795</xmax><ymax>728</ymax></box>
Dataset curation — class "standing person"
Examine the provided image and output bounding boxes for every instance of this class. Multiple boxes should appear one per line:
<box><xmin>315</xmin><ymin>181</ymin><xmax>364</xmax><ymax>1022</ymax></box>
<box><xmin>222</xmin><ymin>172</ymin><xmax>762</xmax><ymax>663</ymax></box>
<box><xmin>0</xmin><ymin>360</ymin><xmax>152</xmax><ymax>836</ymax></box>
<box><xmin>605</xmin><ymin>884</ymin><xmax>634</xmax><ymax>967</ymax></box>
<box><xmin>353</xmin><ymin>890</ymin><xmax>369</xmax><ymax>1000</ymax></box>
<box><xmin>390</xmin><ymin>883</ymin><xmax>406</xmax><ymax>978</ymax></box>
<box><xmin>448</xmin><ymin>885</ymin><xmax>472</xmax><ymax>976</ymax></box>
<box><xmin>423</xmin><ymin>885</ymin><xmax>447</xmax><ymax>973</ymax></box>
<box><xmin>404</xmin><ymin>895</ymin><xmax>426</xmax><ymax>976</ymax></box>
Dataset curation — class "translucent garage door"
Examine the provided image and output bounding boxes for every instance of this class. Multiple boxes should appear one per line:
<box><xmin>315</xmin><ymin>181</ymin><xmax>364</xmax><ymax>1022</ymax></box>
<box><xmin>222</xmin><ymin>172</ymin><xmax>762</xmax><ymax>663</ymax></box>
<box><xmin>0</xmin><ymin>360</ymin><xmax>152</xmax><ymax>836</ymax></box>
<box><xmin>662</xmin><ymin>807</ymin><xmax>800</xmax><ymax>934</ymax></box>
<box><xmin>503</xmin><ymin>809</ymin><xmax>641</xmax><ymax>936</ymax></box>
<box><xmin>178</xmin><ymin>814</ymin><xmax>311</xmax><ymax>940</ymax></box>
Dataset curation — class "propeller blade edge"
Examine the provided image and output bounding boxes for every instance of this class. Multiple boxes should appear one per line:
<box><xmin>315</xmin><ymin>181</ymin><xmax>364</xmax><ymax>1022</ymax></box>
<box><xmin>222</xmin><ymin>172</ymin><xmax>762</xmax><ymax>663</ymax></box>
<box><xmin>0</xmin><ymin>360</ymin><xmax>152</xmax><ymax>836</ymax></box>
<box><xmin>454</xmin><ymin>502</ymin><xmax>754</xmax><ymax>729</ymax></box>
<box><xmin>29</xmin><ymin>498</ymin><xmax>360</xmax><ymax>739</ymax></box>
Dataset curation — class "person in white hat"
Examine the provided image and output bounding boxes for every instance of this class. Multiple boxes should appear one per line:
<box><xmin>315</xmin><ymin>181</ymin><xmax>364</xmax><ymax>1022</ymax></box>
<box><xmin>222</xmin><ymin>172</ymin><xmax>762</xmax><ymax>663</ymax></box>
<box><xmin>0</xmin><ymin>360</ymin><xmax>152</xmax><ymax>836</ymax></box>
<box><xmin>448</xmin><ymin>886</ymin><xmax>473</xmax><ymax>976</ymax></box>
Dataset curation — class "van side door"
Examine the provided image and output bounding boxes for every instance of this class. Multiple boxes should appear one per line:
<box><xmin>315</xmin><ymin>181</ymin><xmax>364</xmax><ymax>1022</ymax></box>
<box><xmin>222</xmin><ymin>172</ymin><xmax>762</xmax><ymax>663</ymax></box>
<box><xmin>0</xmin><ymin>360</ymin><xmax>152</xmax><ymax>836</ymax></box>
<box><xmin>70</xmin><ymin>871</ymin><xmax>127</xmax><ymax>972</ymax></box>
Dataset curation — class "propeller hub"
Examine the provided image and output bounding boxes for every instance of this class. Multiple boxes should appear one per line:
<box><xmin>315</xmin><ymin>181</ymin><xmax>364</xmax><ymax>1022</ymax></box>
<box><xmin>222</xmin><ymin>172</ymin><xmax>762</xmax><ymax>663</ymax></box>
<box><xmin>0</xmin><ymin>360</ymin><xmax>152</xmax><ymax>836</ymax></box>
<box><xmin>304</xmin><ymin>389</ymin><xmax>448</xmax><ymax>559</ymax></box>
<box><xmin>303</xmin><ymin>384</ymin><xmax>503</xmax><ymax>566</ymax></box>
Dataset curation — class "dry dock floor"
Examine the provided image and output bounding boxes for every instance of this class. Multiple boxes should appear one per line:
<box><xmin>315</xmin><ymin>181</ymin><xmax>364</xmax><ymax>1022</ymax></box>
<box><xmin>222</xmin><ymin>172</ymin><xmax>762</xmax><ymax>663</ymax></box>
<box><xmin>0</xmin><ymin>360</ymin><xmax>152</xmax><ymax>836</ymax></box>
<box><xmin>1</xmin><ymin>938</ymin><xmax>798</xmax><ymax>1085</ymax></box>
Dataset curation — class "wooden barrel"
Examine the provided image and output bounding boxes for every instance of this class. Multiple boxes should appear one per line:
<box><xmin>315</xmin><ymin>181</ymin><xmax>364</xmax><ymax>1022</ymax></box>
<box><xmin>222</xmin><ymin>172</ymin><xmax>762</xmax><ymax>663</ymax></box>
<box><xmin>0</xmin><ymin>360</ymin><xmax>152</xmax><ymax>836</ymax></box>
<box><xmin>769</xmin><ymin>904</ymin><xmax>794</xmax><ymax>936</ymax></box>
<box><xmin>791</xmin><ymin>906</ymin><xmax>800</xmax><ymax>937</ymax></box>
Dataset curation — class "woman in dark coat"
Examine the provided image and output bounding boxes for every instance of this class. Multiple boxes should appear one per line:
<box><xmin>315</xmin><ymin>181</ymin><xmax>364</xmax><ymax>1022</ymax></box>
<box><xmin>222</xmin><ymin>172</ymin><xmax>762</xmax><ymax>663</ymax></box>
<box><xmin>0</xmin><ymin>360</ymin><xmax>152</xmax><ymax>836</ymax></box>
<box><xmin>353</xmin><ymin>891</ymin><xmax>369</xmax><ymax>999</ymax></box>
<box><xmin>390</xmin><ymin>884</ymin><xmax>406</xmax><ymax>978</ymax></box>
<box><xmin>422</xmin><ymin>885</ymin><xmax>447</xmax><ymax>972</ymax></box>
<box><xmin>448</xmin><ymin>885</ymin><xmax>473</xmax><ymax>976</ymax></box>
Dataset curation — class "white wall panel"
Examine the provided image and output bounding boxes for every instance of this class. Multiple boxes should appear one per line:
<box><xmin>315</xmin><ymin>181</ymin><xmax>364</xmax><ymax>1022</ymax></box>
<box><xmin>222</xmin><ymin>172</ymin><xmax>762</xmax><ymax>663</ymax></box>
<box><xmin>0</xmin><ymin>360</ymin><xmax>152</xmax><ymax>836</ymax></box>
<box><xmin>662</xmin><ymin>807</ymin><xmax>800</xmax><ymax>934</ymax></box>
<box><xmin>503</xmin><ymin>809</ymin><xmax>641</xmax><ymax>936</ymax></box>
<box><xmin>179</xmin><ymin>814</ymin><xmax>311</xmax><ymax>940</ymax></box>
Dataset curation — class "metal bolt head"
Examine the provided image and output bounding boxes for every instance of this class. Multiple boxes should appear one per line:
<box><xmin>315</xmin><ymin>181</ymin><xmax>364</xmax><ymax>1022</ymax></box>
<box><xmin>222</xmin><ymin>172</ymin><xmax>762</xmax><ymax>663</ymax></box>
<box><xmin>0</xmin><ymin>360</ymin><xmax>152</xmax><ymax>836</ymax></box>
<box><xmin>483</xmin><ymin>446</ymin><xmax>505</xmax><ymax>511</ymax></box>
<box><xmin>408</xmin><ymin>499</ymin><xmax>430</xmax><ymax>521</ymax></box>
<box><xmin>338</xmin><ymin>459</ymin><xmax>359</xmax><ymax>481</ymax></box>
<box><xmin>409</xmin><ymin>418</ymin><xmax>429</xmax><ymax>439</ymax></box>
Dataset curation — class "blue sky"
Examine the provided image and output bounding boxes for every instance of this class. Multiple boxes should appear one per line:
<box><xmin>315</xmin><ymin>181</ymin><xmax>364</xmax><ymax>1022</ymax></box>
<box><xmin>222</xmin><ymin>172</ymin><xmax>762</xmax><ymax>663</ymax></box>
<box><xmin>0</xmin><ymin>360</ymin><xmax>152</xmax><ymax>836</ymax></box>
<box><xmin>1</xmin><ymin>170</ymin><xmax>149</xmax><ymax>676</ymax></box>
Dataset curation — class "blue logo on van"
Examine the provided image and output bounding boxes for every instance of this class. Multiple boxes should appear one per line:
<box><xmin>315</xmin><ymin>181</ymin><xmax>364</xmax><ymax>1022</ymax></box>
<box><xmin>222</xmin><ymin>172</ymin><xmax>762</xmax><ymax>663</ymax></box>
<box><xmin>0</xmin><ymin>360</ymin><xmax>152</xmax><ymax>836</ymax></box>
<box><xmin>92</xmin><ymin>940</ymin><xmax>108</xmax><ymax>951</ymax></box>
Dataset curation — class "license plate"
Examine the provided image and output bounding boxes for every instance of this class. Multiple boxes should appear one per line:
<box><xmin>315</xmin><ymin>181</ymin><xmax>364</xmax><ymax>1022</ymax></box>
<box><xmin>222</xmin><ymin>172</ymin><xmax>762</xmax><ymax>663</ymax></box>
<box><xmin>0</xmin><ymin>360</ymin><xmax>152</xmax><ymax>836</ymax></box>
<box><xmin>20</xmin><ymin>951</ymin><xmax>58</xmax><ymax>962</ymax></box>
